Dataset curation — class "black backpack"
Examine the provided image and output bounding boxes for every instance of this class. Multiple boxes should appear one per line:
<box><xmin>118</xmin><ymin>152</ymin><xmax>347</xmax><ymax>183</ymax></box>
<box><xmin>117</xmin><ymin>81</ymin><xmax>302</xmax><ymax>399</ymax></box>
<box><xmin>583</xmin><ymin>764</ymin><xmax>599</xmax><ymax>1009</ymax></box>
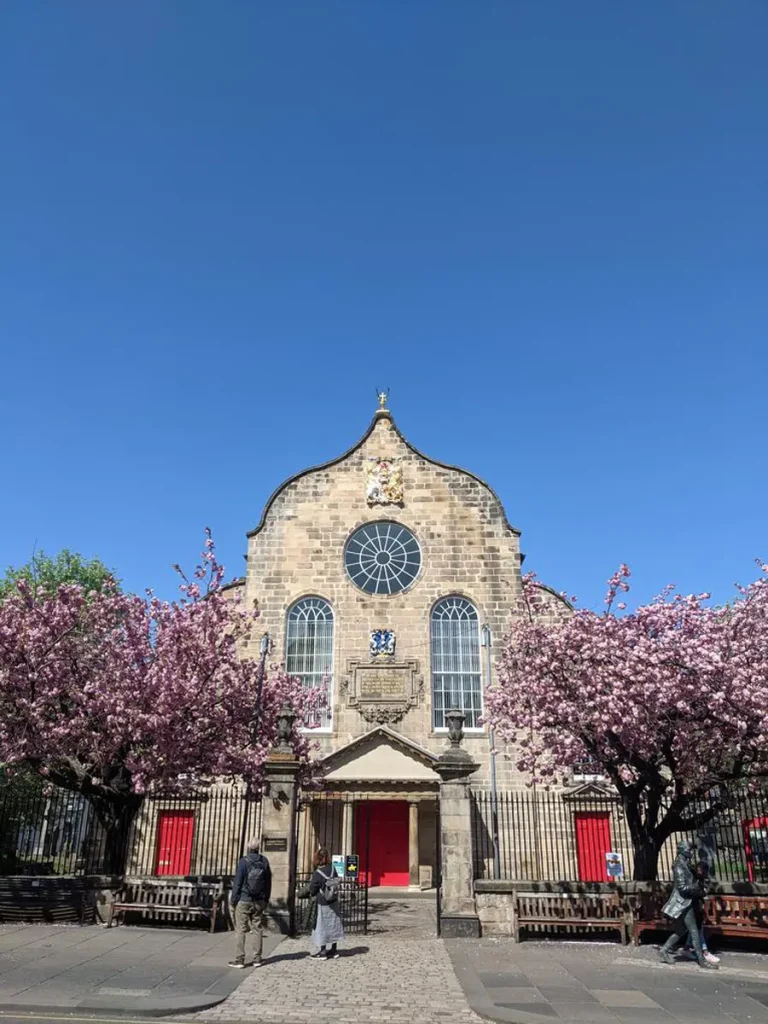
<box><xmin>245</xmin><ymin>857</ymin><xmax>267</xmax><ymax>900</ymax></box>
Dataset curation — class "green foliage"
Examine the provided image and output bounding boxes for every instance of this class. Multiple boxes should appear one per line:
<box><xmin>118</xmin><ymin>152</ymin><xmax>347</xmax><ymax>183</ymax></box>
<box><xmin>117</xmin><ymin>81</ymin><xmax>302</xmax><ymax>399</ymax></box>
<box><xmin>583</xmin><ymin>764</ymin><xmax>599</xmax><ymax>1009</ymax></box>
<box><xmin>0</xmin><ymin>549</ymin><xmax>119</xmax><ymax>601</ymax></box>
<box><xmin>0</xmin><ymin>764</ymin><xmax>43</xmax><ymax>796</ymax></box>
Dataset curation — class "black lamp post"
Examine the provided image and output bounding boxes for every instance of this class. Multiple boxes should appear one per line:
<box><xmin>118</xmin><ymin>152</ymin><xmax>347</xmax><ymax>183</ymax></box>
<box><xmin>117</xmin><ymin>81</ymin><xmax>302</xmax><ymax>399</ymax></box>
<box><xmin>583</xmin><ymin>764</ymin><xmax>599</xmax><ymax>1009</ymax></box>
<box><xmin>251</xmin><ymin>632</ymin><xmax>273</xmax><ymax>744</ymax></box>
<box><xmin>239</xmin><ymin>632</ymin><xmax>273</xmax><ymax>859</ymax></box>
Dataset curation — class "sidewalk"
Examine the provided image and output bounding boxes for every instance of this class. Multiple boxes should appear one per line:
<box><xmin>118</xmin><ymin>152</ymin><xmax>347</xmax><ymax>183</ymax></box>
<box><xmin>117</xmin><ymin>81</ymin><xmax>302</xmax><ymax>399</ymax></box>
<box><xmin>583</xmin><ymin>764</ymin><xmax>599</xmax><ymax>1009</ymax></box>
<box><xmin>4</xmin><ymin>913</ymin><xmax>768</xmax><ymax>1024</ymax></box>
<box><xmin>447</xmin><ymin>938</ymin><xmax>768</xmax><ymax>1024</ymax></box>
<box><xmin>0</xmin><ymin>922</ymin><xmax>279</xmax><ymax>1016</ymax></box>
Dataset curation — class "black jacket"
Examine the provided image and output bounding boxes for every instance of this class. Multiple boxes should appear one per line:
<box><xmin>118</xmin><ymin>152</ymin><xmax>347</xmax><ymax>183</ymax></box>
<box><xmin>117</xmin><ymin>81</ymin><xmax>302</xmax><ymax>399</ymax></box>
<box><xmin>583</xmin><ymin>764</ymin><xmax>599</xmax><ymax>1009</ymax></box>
<box><xmin>231</xmin><ymin>852</ymin><xmax>271</xmax><ymax>906</ymax></box>
<box><xmin>662</xmin><ymin>855</ymin><xmax>703</xmax><ymax>919</ymax></box>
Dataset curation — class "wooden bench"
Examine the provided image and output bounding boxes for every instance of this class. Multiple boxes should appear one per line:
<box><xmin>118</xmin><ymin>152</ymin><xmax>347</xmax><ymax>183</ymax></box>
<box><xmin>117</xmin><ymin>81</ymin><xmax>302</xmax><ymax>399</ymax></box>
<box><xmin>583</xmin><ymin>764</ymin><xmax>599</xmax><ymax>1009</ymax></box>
<box><xmin>107</xmin><ymin>880</ymin><xmax>227</xmax><ymax>933</ymax></box>
<box><xmin>515</xmin><ymin>892</ymin><xmax>628</xmax><ymax>944</ymax></box>
<box><xmin>0</xmin><ymin>876</ymin><xmax>90</xmax><ymax>924</ymax></box>
<box><xmin>633</xmin><ymin>892</ymin><xmax>768</xmax><ymax>945</ymax></box>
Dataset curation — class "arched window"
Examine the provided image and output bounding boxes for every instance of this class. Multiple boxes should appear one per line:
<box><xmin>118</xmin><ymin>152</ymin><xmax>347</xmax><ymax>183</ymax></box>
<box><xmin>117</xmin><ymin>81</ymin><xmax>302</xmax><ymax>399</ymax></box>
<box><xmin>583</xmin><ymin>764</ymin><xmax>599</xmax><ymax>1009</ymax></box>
<box><xmin>431</xmin><ymin>597</ymin><xmax>482</xmax><ymax>730</ymax></box>
<box><xmin>286</xmin><ymin>597</ymin><xmax>334</xmax><ymax>730</ymax></box>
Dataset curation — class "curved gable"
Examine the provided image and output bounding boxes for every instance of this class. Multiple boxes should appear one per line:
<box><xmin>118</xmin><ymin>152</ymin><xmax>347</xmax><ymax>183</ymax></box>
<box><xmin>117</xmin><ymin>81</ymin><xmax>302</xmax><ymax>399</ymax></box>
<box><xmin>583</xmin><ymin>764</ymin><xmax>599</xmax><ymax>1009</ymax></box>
<box><xmin>247</xmin><ymin>409</ymin><xmax>520</xmax><ymax>538</ymax></box>
<box><xmin>529</xmin><ymin>582</ymin><xmax>574</xmax><ymax>620</ymax></box>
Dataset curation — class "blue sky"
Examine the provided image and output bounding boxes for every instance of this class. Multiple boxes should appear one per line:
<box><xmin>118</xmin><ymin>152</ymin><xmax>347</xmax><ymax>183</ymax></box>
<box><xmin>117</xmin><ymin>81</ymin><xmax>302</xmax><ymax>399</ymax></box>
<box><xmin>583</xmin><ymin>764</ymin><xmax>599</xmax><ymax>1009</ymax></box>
<box><xmin>1</xmin><ymin>1</ymin><xmax>766</xmax><ymax>612</ymax></box>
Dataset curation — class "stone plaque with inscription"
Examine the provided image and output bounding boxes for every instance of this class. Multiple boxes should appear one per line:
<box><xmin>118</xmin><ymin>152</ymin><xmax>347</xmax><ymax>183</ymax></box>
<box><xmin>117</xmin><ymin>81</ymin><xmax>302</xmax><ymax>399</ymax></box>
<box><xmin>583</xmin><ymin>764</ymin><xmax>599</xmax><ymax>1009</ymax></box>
<box><xmin>263</xmin><ymin>836</ymin><xmax>288</xmax><ymax>852</ymax></box>
<box><xmin>344</xmin><ymin>659</ymin><xmax>423</xmax><ymax>725</ymax></box>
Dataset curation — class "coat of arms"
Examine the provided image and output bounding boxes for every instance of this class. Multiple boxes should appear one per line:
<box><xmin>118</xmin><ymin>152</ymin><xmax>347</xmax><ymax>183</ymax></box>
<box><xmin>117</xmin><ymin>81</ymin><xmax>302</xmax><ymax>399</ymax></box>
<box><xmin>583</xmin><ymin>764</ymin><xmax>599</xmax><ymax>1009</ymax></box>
<box><xmin>366</xmin><ymin>458</ymin><xmax>403</xmax><ymax>506</ymax></box>
<box><xmin>370</xmin><ymin>629</ymin><xmax>396</xmax><ymax>657</ymax></box>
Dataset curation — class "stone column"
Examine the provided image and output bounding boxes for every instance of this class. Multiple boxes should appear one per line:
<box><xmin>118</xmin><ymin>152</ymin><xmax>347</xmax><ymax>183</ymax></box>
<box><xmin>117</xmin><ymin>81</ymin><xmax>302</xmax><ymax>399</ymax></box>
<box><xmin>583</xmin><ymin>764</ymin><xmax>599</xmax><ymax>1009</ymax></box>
<box><xmin>408</xmin><ymin>801</ymin><xmax>419</xmax><ymax>887</ymax></box>
<box><xmin>260</xmin><ymin>706</ymin><xmax>301</xmax><ymax>935</ymax></box>
<box><xmin>436</xmin><ymin>709</ymin><xmax>480</xmax><ymax>938</ymax></box>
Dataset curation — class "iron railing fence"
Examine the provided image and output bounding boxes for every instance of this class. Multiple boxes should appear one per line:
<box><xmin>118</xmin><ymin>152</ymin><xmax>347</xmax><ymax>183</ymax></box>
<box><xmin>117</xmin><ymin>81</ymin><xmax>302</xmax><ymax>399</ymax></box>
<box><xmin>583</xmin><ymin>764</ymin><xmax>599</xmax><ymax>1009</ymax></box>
<box><xmin>294</xmin><ymin>793</ymin><xmax>372</xmax><ymax>881</ymax></box>
<box><xmin>292</xmin><ymin>793</ymin><xmax>370</xmax><ymax>936</ymax></box>
<box><xmin>0</xmin><ymin>785</ymin><xmax>93</xmax><ymax>877</ymax></box>
<box><xmin>293</xmin><ymin>874</ymin><xmax>368</xmax><ymax>935</ymax></box>
<box><xmin>471</xmin><ymin>787</ymin><xmax>768</xmax><ymax>884</ymax></box>
<box><xmin>0</xmin><ymin>783</ymin><xmax>260</xmax><ymax>879</ymax></box>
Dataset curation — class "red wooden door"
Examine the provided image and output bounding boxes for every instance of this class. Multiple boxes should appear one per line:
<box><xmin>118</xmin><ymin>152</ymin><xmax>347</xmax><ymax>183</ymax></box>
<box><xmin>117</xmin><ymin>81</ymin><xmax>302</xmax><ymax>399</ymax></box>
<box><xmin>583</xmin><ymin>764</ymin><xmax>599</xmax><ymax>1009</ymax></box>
<box><xmin>155</xmin><ymin>810</ymin><xmax>194</xmax><ymax>876</ymax></box>
<box><xmin>743</xmin><ymin>817</ymin><xmax>768</xmax><ymax>882</ymax></box>
<box><xmin>356</xmin><ymin>801</ymin><xmax>409</xmax><ymax>886</ymax></box>
<box><xmin>575</xmin><ymin>811</ymin><xmax>611</xmax><ymax>882</ymax></box>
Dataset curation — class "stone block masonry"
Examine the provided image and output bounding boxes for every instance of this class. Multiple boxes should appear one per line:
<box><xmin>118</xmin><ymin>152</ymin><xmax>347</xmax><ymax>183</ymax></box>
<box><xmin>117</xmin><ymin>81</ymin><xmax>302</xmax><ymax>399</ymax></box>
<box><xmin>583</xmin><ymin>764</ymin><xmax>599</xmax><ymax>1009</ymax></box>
<box><xmin>239</xmin><ymin>407</ymin><xmax>570</xmax><ymax>787</ymax></box>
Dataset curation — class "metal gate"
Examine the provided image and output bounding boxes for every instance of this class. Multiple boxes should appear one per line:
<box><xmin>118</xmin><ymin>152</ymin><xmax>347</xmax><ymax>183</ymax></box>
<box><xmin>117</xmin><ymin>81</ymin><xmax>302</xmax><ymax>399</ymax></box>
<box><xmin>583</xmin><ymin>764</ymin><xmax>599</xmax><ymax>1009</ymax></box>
<box><xmin>290</xmin><ymin>795</ymin><xmax>370</xmax><ymax>936</ymax></box>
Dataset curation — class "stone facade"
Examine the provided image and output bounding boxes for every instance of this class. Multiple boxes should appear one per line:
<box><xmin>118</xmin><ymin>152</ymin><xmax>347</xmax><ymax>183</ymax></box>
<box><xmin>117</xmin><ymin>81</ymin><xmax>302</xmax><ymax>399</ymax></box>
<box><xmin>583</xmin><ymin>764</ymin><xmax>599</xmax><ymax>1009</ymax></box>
<box><xmin>225</xmin><ymin>402</ymin><xmax>570</xmax><ymax>898</ymax></box>
<box><xmin>235</xmin><ymin>403</ymin><xmax>569</xmax><ymax>789</ymax></box>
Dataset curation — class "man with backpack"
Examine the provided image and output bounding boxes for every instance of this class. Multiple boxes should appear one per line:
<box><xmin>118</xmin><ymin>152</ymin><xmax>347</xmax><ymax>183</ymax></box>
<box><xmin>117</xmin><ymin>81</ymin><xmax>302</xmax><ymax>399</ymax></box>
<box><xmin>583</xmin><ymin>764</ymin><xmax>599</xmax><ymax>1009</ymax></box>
<box><xmin>228</xmin><ymin>838</ymin><xmax>272</xmax><ymax>969</ymax></box>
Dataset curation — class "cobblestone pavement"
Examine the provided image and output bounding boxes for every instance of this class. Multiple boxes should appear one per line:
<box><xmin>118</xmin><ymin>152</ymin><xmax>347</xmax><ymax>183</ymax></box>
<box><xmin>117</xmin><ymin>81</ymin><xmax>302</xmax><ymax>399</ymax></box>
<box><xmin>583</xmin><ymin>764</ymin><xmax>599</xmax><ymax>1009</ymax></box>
<box><xmin>196</xmin><ymin>898</ymin><xmax>484</xmax><ymax>1024</ymax></box>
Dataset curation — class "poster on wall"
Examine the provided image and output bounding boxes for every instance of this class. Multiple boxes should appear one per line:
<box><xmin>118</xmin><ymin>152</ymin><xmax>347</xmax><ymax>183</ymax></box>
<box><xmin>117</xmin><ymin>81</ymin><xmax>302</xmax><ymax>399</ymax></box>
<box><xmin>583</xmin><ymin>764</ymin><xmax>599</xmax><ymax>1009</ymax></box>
<box><xmin>605</xmin><ymin>852</ymin><xmax>624</xmax><ymax>881</ymax></box>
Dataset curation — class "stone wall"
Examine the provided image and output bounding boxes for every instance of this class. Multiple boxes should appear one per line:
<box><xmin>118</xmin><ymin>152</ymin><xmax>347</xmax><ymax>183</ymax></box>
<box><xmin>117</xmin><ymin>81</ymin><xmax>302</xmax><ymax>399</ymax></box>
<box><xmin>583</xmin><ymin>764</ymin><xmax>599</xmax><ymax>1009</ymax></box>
<box><xmin>475</xmin><ymin>891</ymin><xmax>516</xmax><ymax>936</ymax></box>
<box><xmin>474</xmin><ymin>880</ymin><xmax>768</xmax><ymax>938</ymax></box>
<box><xmin>241</xmin><ymin>408</ymin><xmax>570</xmax><ymax>788</ymax></box>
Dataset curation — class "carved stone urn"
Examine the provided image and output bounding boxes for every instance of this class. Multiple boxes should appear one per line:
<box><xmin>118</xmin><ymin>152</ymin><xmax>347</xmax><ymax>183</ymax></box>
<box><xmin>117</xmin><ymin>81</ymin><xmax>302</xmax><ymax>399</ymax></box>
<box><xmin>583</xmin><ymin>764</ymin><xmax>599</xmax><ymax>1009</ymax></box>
<box><xmin>274</xmin><ymin>705</ymin><xmax>297</xmax><ymax>755</ymax></box>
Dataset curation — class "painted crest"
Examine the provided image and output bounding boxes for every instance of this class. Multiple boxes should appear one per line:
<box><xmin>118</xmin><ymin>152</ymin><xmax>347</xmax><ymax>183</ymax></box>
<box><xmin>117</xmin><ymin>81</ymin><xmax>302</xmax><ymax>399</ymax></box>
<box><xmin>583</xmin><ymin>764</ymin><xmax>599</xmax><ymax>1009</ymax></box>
<box><xmin>366</xmin><ymin>457</ymin><xmax>404</xmax><ymax>506</ymax></box>
<box><xmin>370</xmin><ymin>628</ymin><xmax>396</xmax><ymax>658</ymax></box>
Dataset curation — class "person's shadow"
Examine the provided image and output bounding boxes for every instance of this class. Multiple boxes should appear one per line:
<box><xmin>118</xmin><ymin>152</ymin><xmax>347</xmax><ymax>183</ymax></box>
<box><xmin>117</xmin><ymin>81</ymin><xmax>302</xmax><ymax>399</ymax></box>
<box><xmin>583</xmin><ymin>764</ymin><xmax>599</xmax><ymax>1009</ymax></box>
<box><xmin>262</xmin><ymin>946</ymin><xmax>370</xmax><ymax>965</ymax></box>
<box><xmin>261</xmin><ymin>951</ymin><xmax>310</xmax><ymax>965</ymax></box>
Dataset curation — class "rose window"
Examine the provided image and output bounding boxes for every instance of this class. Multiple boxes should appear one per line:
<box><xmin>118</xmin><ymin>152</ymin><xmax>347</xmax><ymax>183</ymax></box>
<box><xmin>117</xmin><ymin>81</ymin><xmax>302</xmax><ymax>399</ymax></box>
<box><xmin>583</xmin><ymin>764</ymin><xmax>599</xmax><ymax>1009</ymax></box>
<box><xmin>344</xmin><ymin>521</ymin><xmax>421</xmax><ymax>595</ymax></box>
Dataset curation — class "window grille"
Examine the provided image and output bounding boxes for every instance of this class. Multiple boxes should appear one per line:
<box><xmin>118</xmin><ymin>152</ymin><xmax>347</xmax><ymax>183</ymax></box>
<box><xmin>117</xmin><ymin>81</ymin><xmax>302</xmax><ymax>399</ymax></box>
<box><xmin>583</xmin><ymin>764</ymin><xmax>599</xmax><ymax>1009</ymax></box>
<box><xmin>431</xmin><ymin>596</ymin><xmax>482</xmax><ymax>729</ymax></box>
<box><xmin>285</xmin><ymin>597</ymin><xmax>334</xmax><ymax>729</ymax></box>
<box><xmin>344</xmin><ymin>521</ymin><xmax>421</xmax><ymax>595</ymax></box>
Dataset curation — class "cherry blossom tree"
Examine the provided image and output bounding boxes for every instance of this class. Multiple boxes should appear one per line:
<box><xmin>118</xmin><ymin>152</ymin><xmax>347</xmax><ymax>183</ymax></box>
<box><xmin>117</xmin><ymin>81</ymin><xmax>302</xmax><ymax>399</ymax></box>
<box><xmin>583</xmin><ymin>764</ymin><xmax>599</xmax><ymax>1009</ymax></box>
<box><xmin>0</xmin><ymin>532</ymin><xmax>321</xmax><ymax>872</ymax></box>
<box><xmin>486</xmin><ymin>565</ymin><xmax>768</xmax><ymax>880</ymax></box>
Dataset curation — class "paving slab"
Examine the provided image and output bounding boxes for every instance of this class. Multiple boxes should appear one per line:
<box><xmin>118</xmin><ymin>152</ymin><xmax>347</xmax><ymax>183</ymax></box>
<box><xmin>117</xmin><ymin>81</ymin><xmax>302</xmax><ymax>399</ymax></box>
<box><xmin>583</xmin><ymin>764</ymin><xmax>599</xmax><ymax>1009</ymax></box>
<box><xmin>447</xmin><ymin>938</ymin><xmax>768</xmax><ymax>1024</ymax></box>
<box><xmin>0</xmin><ymin>922</ymin><xmax>279</xmax><ymax>1016</ymax></box>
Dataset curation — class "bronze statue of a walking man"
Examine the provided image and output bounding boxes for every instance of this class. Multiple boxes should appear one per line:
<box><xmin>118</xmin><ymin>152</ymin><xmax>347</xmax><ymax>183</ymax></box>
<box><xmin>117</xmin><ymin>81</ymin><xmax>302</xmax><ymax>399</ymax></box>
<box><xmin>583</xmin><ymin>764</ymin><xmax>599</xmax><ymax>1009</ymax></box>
<box><xmin>659</xmin><ymin>840</ymin><xmax>717</xmax><ymax>969</ymax></box>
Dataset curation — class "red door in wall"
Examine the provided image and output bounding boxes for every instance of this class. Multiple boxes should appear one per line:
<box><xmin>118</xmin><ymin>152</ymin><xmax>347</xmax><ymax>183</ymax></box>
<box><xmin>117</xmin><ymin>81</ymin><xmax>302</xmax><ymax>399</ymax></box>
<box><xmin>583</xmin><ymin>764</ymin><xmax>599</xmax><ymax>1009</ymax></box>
<box><xmin>743</xmin><ymin>816</ymin><xmax>768</xmax><ymax>882</ymax></box>
<box><xmin>575</xmin><ymin>812</ymin><xmax>611</xmax><ymax>883</ymax></box>
<box><xmin>155</xmin><ymin>810</ymin><xmax>194</xmax><ymax>876</ymax></box>
<box><xmin>356</xmin><ymin>802</ymin><xmax>409</xmax><ymax>886</ymax></box>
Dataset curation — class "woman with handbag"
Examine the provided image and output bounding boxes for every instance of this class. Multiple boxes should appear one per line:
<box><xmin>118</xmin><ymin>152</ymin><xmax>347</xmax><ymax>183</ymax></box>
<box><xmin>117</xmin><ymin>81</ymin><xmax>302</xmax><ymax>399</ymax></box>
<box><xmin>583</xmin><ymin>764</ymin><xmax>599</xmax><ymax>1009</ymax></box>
<box><xmin>307</xmin><ymin>847</ymin><xmax>344</xmax><ymax>960</ymax></box>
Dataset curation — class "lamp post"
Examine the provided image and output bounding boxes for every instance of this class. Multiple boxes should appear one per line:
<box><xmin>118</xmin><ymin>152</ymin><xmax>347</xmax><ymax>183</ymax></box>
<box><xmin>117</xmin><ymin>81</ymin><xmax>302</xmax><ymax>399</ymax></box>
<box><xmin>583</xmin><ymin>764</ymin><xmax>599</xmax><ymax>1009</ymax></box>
<box><xmin>239</xmin><ymin>632</ymin><xmax>273</xmax><ymax>859</ymax></box>
<box><xmin>252</xmin><ymin>632</ymin><xmax>273</xmax><ymax>745</ymax></box>
<box><xmin>481</xmin><ymin>624</ymin><xmax>501</xmax><ymax>881</ymax></box>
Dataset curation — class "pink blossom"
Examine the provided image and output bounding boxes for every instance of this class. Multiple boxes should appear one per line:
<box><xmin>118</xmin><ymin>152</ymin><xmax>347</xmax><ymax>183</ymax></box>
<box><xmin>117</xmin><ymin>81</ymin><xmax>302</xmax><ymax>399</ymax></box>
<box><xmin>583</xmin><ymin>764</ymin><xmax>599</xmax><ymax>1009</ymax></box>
<box><xmin>487</xmin><ymin>562</ymin><xmax>768</xmax><ymax>879</ymax></box>
<box><xmin>0</xmin><ymin>533</ymin><xmax>323</xmax><ymax>812</ymax></box>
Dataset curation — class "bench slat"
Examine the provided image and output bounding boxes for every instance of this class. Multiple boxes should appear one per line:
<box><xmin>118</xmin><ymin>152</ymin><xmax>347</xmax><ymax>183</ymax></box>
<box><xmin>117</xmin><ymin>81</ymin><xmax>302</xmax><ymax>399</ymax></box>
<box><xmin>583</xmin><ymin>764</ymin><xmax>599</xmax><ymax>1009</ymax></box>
<box><xmin>632</xmin><ymin>893</ymin><xmax>768</xmax><ymax>944</ymax></box>
<box><xmin>515</xmin><ymin>893</ymin><xmax>627</xmax><ymax>944</ymax></box>
<box><xmin>107</xmin><ymin>881</ymin><xmax>226</xmax><ymax>934</ymax></box>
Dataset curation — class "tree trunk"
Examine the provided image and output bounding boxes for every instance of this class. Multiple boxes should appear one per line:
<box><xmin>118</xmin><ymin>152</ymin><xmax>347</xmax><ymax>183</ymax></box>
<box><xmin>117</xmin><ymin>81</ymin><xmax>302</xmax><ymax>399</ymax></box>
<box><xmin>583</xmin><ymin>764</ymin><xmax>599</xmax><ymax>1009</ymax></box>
<box><xmin>87</xmin><ymin>794</ymin><xmax>142</xmax><ymax>875</ymax></box>
<box><xmin>624</xmin><ymin>792</ymin><xmax>662</xmax><ymax>881</ymax></box>
<box><xmin>631</xmin><ymin>835</ymin><xmax>660</xmax><ymax>881</ymax></box>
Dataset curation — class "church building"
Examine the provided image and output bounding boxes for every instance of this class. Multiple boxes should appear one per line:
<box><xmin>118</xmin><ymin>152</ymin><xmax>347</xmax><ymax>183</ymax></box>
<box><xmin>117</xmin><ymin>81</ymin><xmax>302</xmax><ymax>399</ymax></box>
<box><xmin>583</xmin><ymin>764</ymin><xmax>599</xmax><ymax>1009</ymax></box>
<box><xmin>226</xmin><ymin>397</ymin><xmax>570</xmax><ymax>888</ymax></box>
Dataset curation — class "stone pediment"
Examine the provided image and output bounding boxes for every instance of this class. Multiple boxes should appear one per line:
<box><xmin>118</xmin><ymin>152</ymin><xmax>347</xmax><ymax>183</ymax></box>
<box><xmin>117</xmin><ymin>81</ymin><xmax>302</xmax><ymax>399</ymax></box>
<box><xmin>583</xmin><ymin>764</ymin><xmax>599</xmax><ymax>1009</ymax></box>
<box><xmin>247</xmin><ymin>407</ymin><xmax>521</xmax><ymax>539</ymax></box>
<box><xmin>321</xmin><ymin>726</ymin><xmax>440</xmax><ymax>783</ymax></box>
<box><xmin>562</xmin><ymin>782</ymin><xmax>619</xmax><ymax>803</ymax></box>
